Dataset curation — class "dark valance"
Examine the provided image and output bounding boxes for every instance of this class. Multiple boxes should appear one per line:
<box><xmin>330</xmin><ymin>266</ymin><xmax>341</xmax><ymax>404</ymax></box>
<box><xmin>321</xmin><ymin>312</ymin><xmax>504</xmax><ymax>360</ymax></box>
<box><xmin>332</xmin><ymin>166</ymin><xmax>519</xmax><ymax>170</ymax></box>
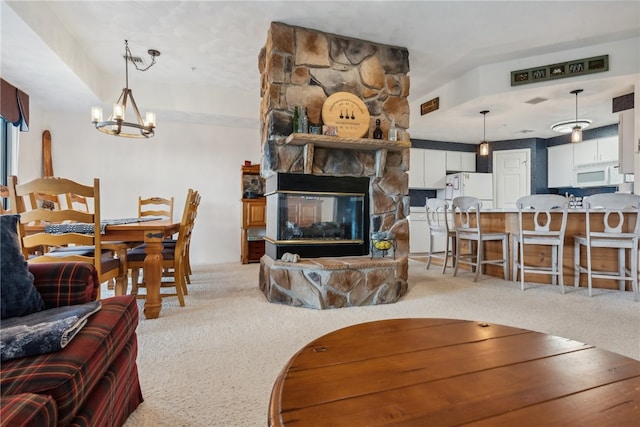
<box><xmin>0</xmin><ymin>78</ymin><xmax>29</xmax><ymax>131</ymax></box>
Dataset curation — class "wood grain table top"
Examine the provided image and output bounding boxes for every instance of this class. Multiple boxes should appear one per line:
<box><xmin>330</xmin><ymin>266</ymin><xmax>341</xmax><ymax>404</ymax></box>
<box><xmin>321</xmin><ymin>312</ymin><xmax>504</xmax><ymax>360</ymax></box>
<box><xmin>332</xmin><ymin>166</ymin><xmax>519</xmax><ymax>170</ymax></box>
<box><xmin>269</xmin><ymin>318</ymin><xmax>640</xmax><ymax>426</ymax></box>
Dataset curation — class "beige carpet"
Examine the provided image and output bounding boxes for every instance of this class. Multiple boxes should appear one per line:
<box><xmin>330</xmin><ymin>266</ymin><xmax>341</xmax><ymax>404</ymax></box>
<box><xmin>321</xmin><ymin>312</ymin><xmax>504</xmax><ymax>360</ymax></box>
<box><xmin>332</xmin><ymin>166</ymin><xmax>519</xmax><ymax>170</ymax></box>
<box><xmin>114</xmin><ymin>258</ymin><xmax>640</xmax><ymax>427</ymax></box>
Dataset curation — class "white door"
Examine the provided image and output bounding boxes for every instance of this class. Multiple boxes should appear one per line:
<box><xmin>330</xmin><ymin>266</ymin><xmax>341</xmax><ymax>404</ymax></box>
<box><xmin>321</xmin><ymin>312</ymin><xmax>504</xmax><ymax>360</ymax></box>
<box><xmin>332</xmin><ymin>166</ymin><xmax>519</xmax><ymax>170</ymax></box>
<box><xmin>493</xmin><ymin>149</ymin><xmax>530</xmax><ymax>209</ymax></box>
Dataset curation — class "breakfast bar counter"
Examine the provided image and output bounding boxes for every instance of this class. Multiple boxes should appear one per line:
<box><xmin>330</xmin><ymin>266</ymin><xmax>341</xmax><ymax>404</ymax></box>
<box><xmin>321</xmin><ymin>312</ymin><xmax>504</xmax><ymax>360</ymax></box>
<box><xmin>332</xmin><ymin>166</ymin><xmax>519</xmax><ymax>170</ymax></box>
<box><xmin>475</xmin><ymin>209</ymin><xmax>637</xmax><ymax>291</ymax></box>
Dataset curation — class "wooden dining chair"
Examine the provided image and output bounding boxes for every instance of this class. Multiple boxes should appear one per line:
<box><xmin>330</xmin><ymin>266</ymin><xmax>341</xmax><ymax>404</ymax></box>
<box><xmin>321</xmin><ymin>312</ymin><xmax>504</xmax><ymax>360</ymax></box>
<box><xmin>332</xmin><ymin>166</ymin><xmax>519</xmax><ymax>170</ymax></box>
<box><xmin>7</xmin><ymin>175</ymin><xmax>128</xmax><ymax>299</ymax></box>
<box><xmin>151</xmin><ymin>190</ymin><xmax>200</xmax><ymax>285</ymax></box>
<box><xmin>451</xmin><ymin>196</ymin><xmax>509</xmax><ymax>282</ymax></box>
<box><xmin>574</xmin><ymin>193</ymin><xmax>640</xmax><ymax>301</ymax></box>
<box><xmin>513</xmin><ymin>194</ymin><xmax>568</xmax><ymax>292</ymax></box>
<box><xmin>65</xmin><ymin>192</ymin><xmax>90</xmax><ymax>212</ymax></box>
<box><xmin>138</xmin><ymin>196</ymin><xmax>174</xmax><ymax>220</ymax></box>
<box><xmin>162</xmin><ymin>190</ymin><xmax>200</xmax><ymax>286</ymax></box>
<box><xmin>129</xmin><ymin>189</ymin><xmax>199</xmax><ymax>306</ymax></box>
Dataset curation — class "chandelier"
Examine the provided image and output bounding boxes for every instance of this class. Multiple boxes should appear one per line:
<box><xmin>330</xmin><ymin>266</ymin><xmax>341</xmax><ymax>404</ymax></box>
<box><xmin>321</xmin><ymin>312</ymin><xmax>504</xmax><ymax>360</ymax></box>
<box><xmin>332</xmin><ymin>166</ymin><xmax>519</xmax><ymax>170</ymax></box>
<box><xmin>91</xmin><ymin>40</ymin><xmax>160</xmax><ymax>138</ymax></box>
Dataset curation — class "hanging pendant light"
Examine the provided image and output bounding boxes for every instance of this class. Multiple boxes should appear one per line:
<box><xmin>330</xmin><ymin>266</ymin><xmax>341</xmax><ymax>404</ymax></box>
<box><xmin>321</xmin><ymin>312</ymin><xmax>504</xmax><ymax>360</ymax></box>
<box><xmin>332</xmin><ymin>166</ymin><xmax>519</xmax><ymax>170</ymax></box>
<box><xmin>91</xmin><ymin>40</ymin><xmax>160</xmax><ymax>138</ymax></box>
<box><xmin>570</xmin><ymin>89</ymin><xmax>583</xmax><ymax>143</ymax></box>
<box><xmin>479</xmin><ymin>110</ymin><xmax>489</xmax><ymax>156</ymax></box>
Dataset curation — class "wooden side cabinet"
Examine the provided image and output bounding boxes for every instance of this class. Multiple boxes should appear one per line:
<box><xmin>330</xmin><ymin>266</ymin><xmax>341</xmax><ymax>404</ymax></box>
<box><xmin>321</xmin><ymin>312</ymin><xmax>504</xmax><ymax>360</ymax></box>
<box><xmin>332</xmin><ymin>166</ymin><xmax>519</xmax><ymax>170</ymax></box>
<box><xmin>244</xmin><ymin>199</ymin><xmax>266</xmax><ymax>227</ymax></box>
<box><xmin>241</xmin><ymin>164</ymin><xmax>266</xmax><ymax>264</ymax></box>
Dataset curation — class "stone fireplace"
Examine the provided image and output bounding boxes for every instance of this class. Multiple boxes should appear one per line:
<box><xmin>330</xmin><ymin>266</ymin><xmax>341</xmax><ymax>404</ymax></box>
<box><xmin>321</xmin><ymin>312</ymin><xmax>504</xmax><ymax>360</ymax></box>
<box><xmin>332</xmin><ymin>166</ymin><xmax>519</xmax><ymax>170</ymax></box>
<box><xmin>257</xmin><ymin>22</ymin><xmax>411</xmax><ymax>309</ymax></box>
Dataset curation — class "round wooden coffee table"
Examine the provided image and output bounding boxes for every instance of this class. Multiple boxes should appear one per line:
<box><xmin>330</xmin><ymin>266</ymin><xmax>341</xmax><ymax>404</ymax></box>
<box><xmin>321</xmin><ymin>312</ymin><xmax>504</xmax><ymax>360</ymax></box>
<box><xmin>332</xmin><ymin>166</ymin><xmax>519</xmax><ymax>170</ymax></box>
<box><xmin>269</xmin><ymin>318</ymin><xmax>640</xmax><ymax>426</ymax></box>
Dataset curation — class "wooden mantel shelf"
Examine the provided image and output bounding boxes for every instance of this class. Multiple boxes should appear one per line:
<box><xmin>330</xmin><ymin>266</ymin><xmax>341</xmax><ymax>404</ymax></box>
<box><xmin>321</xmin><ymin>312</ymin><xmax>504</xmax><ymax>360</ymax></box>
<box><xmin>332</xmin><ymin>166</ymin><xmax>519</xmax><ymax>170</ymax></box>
<box><xmin>284</xmin><ymin>134</ymin><xmax>410</xmax><ymax>177</ymax></box>
<box><xmin>285</xmin><ymin>133</ymin><xmax>410</xmax><ymax>151</ymax></box>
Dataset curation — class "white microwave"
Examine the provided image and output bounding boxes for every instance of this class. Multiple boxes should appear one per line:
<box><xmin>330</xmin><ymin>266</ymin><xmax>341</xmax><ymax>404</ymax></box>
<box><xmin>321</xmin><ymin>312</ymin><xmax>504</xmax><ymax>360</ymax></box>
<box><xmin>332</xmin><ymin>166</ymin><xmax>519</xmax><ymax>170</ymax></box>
<box><xmin>573</xmin><ymin>161</ymin><xmax>623</xmax><ymax>188</ymax></box>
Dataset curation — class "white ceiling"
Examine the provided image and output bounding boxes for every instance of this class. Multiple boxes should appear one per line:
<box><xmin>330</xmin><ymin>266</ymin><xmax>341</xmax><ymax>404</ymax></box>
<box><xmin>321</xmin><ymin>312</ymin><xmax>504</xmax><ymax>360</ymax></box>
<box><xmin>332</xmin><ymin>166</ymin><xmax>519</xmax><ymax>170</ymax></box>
<box><xmin>1</xmin><ymin>0</ymin><xmax>639</xmax><ymax>144</ymax></box>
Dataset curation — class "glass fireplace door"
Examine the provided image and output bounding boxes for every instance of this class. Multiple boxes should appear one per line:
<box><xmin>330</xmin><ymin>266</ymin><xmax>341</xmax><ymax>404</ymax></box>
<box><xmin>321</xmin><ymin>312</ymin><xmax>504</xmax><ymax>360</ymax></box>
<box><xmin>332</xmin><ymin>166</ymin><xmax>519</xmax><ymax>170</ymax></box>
<box><xmin>273</xmin><ymin>191</ymin><xmax>364</xmax><ymax>243</ymax></box>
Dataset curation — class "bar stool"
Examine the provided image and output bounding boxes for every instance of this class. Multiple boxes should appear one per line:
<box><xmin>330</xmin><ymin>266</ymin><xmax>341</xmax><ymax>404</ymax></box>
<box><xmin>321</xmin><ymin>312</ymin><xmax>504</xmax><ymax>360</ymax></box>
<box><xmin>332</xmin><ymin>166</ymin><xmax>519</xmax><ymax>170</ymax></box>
<box><xmin>513</xmin><ymin>194</ymin><xmax>568</xmax><ymax>292</ymax></box>
<box><xmin>452</xmin><ymin>196</ymin><xmax>509</xmax><ymax>282</ymax></box>
<box><xmin>425</xmin><ymin>198</ymin><xmax>456</xmax><ymax>273</ymax></box>
<box><xmin>574</xmin><ymin>193</ymin><xmax>640</xmax><ymax>301</ymax></box>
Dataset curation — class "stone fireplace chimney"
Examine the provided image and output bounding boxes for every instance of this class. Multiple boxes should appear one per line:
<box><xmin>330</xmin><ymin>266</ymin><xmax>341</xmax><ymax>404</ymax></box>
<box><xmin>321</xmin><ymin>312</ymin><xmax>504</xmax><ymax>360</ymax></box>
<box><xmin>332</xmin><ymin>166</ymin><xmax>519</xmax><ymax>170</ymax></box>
<box><xmin>258</xmin><ymin>22</ymin><xmax>411</xmax><ymax>256</ymax></box>
<box><xmin>257</xmin><ymin>22</ymin><xmax>411</xmax><ymax>309</ymax></box>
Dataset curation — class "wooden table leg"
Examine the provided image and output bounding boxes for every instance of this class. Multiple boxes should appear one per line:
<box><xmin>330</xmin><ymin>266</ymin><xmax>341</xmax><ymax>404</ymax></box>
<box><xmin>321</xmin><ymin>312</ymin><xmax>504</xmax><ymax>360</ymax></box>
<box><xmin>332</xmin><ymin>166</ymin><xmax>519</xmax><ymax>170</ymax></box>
<box><xmin>114</xmin><ymin>246</ymin><xmax>128</xmax><ymax>296</ymax></box>
<box><xmin>142</xmin><ymin>231</ymin><xmax>164</xmax><ymax>319</ymax></box>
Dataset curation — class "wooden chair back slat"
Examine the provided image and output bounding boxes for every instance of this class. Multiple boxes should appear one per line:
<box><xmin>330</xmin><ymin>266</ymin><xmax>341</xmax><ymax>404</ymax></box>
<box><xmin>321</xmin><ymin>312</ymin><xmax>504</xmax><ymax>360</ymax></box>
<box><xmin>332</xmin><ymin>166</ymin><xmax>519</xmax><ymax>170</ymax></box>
<box><xmin>138</xmin><ymin>196</ymin><xmax>174</xmax><ymax>220</ymax></box>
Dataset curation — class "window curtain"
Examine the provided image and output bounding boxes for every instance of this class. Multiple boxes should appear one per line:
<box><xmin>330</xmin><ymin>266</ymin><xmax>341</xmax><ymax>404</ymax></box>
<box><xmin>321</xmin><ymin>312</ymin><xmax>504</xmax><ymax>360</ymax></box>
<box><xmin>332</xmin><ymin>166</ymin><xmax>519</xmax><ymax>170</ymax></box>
<box><xmin>0</xmin><ymin>78</ymin><xmax>29</xmax><ymax>131</ymax></box>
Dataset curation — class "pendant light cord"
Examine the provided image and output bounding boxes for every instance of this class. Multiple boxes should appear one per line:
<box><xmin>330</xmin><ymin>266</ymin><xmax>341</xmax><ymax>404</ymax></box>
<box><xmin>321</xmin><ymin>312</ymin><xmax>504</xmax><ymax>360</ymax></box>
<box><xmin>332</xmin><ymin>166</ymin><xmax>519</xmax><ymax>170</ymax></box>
<box><xmin>480</xmin><ymin>110</ymin><xmax>489</xmax><ymax>142</ymax></box>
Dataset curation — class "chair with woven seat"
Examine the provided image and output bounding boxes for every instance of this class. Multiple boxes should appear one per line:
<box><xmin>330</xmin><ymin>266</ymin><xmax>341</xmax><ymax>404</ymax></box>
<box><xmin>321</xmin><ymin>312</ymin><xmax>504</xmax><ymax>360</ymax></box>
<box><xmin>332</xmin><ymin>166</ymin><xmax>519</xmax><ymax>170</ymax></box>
<box><xmin>129</xmin><ymin>189</ymin><xmax>199</xmax><ymax>306</ymax></box>
<box><xmin>452</xmin><ymin>196</ymin><xmax>509</xmax><ymax>282</ymax></box>
<box><xmin>574</xmin><ymin>193</ymin><xmax>640</xmax><ymax>301</ymax></box>
<box><xmin>425</xmin><ymin>198</ymin><xmax>456</xmax><ymax>273</ymax></box>
<box><xmin>7</xmin><ymin>175</ymin><xmax>128</xmax><ymax>299</ymax></box>
<box><xmin>513</xmin><ymin>194</ymin><xmax>568</xmax><ymax>292</ymax></box>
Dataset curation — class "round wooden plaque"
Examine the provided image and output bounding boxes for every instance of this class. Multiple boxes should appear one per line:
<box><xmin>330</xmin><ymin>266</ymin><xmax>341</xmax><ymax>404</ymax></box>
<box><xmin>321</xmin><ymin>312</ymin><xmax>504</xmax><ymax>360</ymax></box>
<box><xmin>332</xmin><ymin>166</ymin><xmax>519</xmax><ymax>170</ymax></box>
<box><xmin>321</xmin><ymin>92</ymin><xmax>370</xmax><ymax>138</ymax></box>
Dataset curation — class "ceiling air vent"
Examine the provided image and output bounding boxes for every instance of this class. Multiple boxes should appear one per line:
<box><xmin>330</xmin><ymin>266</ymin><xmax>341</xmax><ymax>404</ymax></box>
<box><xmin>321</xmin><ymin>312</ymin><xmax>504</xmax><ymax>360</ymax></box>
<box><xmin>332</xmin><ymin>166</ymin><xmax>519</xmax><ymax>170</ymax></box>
<box><xmin>525</xmin><ymin>97</ymin><xmax>548</xmax><ymax>105</ymax></box>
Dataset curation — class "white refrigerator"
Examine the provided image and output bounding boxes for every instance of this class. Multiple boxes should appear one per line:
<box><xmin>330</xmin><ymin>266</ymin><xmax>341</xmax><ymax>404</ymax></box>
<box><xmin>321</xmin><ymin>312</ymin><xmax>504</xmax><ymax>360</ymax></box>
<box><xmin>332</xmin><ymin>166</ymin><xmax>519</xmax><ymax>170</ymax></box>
<box><xmin>437</xmin><ymin>172</ymin><xmax>494</xmax><ymax>209</ymax></box>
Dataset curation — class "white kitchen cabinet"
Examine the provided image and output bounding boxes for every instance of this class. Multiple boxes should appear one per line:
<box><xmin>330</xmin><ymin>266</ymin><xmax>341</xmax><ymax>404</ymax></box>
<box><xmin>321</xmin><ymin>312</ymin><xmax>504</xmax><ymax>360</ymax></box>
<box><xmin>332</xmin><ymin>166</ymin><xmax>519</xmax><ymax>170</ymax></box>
<box><xmin>409</xmin><ymin>148</ymin><xmax>446</xmax><ymax>188</ymax></box>
<box><xmin>408</xmin><ymin>207</ymin><xmax>445</xmax><ymax>254</ymax></box>
<box><xmin>424</xmin><ymin>150</ymin><xmax>447</xmax><ymax>188</ymax></box>
<box><xmin>619</xmin><ymin>109</ymin><xmax>635</xmax><ymax>174</ymax></box>
<box><xmin>446</xmin><ymin>151</ymin><xmax>476</xmax><ymax>172</ymax></box>
<box><xmin>572</xmin><ymin>139</ymin><xmax>598</xmax><ymax>165</ymax></box>
<box><xmin>460</xmin><ymin>152</ymin><xmax>477</xmax><ymax>172</ymax></box>
<box><xmin>572</xmin><ymin>137</ymin><xmax>618</xmax><ymax>165</ymax></box>
<box><xmin>596</xmin><ymin>136</ymin><xmax>618</xmax><ymax>163</ymax></box>
<box><xmin>409</xmin><ymin>148</ymin><xmax>425</xmax><ymax>188</ymax></box>
<box><xmin>409</xmin><ymin>208</ymin><xmax>429</xmax><ymax>253</ymax></box>
<box><xmin>548</xmin><ymin>144</ymin><xmax>574</xmax><ymax>188</ymax></box>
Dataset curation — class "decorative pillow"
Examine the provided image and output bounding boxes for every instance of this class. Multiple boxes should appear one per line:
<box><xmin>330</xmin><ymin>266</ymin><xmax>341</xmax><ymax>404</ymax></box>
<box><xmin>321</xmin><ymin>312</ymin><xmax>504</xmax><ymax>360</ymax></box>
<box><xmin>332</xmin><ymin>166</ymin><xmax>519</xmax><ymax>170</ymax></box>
<box><xmin>1</xmin><ymin>214</ymin><xmax>45</xmax><ymax>319</ymax></box>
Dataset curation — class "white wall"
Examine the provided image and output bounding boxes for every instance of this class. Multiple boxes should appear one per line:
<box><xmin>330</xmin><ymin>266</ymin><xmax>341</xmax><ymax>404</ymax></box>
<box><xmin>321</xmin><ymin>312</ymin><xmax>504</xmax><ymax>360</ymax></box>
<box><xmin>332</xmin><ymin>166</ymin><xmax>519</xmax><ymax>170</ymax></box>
<box><xmin>16</xmin><ymin>105</ymin><xmax>262</xmax><ymax>266</ymax></box>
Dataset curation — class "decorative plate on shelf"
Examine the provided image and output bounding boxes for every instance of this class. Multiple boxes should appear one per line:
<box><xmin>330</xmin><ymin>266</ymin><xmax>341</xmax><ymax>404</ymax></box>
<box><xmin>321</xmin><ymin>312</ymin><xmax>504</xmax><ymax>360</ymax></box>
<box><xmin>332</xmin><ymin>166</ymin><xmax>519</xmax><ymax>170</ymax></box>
<box><xmin>321</xmin><ymin>92</ymin><xmax>370</xmax><ymax>138</ymax></box>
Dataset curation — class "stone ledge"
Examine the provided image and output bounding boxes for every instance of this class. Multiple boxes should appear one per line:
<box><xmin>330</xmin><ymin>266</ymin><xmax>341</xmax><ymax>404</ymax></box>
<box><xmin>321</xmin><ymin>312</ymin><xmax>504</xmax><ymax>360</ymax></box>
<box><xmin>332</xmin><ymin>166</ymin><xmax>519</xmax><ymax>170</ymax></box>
<box><xmin>260</xmin><ymin>255</ymin><xmax>409</xmax><ymax>309</ymax></box>
<box><xmin>273</xmin><ymin>255</ymin><xmax>403</xmax><ymax>270</ymax></box>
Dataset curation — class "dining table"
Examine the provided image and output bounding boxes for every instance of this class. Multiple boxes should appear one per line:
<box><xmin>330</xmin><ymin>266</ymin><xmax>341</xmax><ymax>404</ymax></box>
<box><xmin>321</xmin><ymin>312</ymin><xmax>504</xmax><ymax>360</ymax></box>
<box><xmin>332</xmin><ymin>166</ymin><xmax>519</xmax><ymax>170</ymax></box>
<box><xmin>97</xmin><ymin>218</ymin><xmax>180</xmax><ymax>319</ymax></box>
<box><xmin>27</xmin><ymin>218</ymin><xmax>180</xmax><ymax>319</ymax></box>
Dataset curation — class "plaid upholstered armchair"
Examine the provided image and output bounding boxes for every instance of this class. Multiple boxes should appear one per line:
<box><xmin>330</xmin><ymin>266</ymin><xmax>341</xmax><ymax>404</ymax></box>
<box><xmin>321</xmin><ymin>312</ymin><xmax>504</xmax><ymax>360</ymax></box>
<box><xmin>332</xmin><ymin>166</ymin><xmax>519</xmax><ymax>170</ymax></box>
<box><xmin>0</xmin><ymin>262</ymin><xmax>143</xmax><ymax>426</ymax></box>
